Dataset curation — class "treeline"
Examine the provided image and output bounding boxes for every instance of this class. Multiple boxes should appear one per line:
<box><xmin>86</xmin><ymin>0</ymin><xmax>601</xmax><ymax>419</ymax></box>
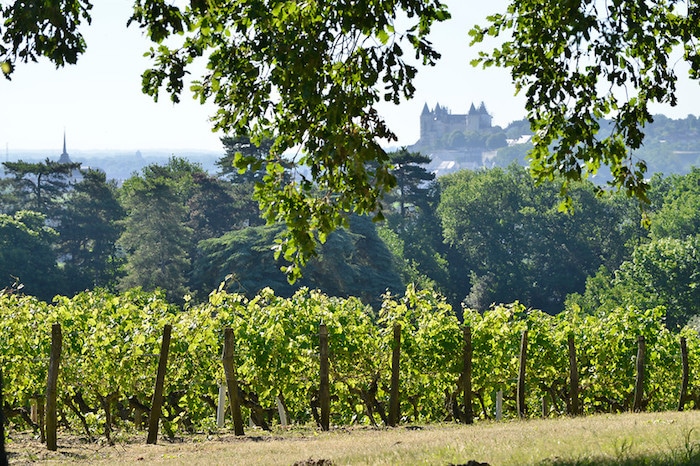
<box><xmin>1</xmin><ymin>141</ymin><xmax>700</xmax><ymax>328</ymax></box>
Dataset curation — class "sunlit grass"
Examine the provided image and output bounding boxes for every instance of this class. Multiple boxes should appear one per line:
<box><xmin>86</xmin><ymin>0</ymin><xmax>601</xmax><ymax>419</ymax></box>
<box><xmin>6</xmin><ymin>410</ymin><xmax>700</xmax><ymax>465</ymax></box>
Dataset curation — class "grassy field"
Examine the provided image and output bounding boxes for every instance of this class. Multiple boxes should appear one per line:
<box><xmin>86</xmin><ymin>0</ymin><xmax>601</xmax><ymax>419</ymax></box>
<box><xmin>5</xmin><ymin>411</ymin><xmax>700</xmax><ymax>465</ymax></box>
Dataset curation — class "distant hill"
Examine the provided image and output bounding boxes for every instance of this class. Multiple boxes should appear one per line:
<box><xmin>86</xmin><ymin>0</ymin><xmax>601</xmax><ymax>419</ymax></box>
<box><xmin>493</xmin><ymin>115</ymin><xmax>700</xmax><ymax>181</ymax></box>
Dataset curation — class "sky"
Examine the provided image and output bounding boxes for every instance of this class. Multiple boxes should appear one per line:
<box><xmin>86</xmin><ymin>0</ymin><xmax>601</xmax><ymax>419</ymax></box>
<box><xmin>1</xmin><ymin>0</ymin><xmax>699</xmax><ymax>155</ymax></box>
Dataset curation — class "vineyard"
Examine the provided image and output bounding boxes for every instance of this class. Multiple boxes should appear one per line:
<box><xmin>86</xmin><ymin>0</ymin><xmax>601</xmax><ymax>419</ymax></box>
<box><xmin>1</xmin><ymin>285</ymin><xmax>699</xmax><ymax>446</ymax></box>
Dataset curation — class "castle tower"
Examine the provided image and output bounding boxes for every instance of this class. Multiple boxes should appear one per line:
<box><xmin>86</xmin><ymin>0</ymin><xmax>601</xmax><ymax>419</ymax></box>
<box><xmin>477</xmin><ymin>102</ymin><xmax>493</xmax><ymax>128</ymax></box>
<box><xmin>58</xmin><ymin>131</ymin><xmax>73</xmax><ymax>164</ymax></box>
<box><xmin>466</xmin><ymin>102</ymin><xmax>492</xmax><ymax>131</ymax></box>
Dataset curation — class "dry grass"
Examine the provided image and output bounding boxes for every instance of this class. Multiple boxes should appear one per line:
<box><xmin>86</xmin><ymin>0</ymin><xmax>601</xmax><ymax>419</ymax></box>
<box><xmin>5</xmin><ymin>410</ymin><xmax>700</xmax><ymax>465</ymax></box>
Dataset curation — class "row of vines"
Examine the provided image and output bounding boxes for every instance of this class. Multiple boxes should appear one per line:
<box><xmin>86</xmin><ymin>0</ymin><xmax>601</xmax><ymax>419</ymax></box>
<box><xmin>2</xmin><ymin>284</ymin><xmax>699</xmax><ymax>442</ymax></box>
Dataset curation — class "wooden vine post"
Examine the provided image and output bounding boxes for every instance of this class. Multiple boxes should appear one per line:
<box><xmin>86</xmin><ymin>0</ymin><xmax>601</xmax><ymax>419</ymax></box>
<box><xmin>1</xmin><ymin>367</ymin><xmax>7</xmax><ymax>466</ymax></box>
<box><xmin>495</xmin><ymin>390</ymin><xmax>503</xmax><ymax>421</ymax></box>
<box><xmin>319</xmin><ymin>323</ymin><xmax>330</xmax><ymax>431</ymax></box>
<box><xmin>222</xmin><ymin>328</ymin><xmax>245</xmax><ymax>436</ymax></box>
<box><xmin>46</xmin><ymin>323</ymin><xmax>62</xmax><ymax>451</ymax></box>
<box><xmin>568</xmin><ymin>334</ymin><xmax>579</xmax><ymax>416</ymax></box>
<box><xmin>678</xmin><ymin>336</ymin><xmax>689</xmax><ymax>411</ymax></box>
<box><xmin>147</xmin><ymin>324</ymin><xmax>172</xmax><ymax>444</ymax></box>
<box><xmin>37</xmin><ymin>396</ymin><xmax>45</xmax><ymax>443</ymax></box>
<box><xmin>517</xmin><ymin>329</ymin><xmax>528</xmax><ymax>419</ymax></box>
<box><xmin>462</xmin><ymin>326</ymin><xmax>473</xmax><ymax>424</ymax></box>
<box><xmin>388</xmin><ymin>323</ymin><xmax>401</xmax><ymax>427</ymax></box>
<box><xmin>633</xmin><ymin>335</ymin><xmax>646</xmax><ymax>412</ymax></box>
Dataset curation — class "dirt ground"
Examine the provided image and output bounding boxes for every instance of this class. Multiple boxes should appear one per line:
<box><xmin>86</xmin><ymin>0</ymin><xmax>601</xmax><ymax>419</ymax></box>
<box><xmin>5</xmin><ymin>428</ymin><xmax>357</xmax><ymax>465</ymax></box>
<box><xmin>5</xmin><ymin>411</ymin><xmax>700</xmax><ymax>465</ymax></box>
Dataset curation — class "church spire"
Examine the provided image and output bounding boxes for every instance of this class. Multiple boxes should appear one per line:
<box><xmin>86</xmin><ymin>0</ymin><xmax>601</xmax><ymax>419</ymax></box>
<box><xmin>58</xmin><ymin>130</ymin><xmax>73</xmax><ymax>164</ymax></box>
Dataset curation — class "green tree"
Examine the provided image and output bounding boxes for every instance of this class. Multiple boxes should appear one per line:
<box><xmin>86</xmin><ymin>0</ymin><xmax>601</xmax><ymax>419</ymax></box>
<box><xmin>567</xmin><ymin>236</ymin><xmax>700</xmax><ymax>329</ymax></box>
<box><xmin>217</xmin><ymin>135</ymin><xmax>275</xmax><ymax>185</ymax></box>
<box><xmin>192</xmin><ymin>215</ymin><xmax>402</xmax><ymax>307</ymax></box>
<box><xmin>1</xmin><ymin>158</ymin><xmax>81</xmax><ymax>217</ymax></box>
<box><xmin>56</xmin><ymin>168</ymin><xmax>125</xmax><ymax>294</ymax></box>
<box><xmin>650</xmin><ymin>167</ymin><xmax>700</xmax><ymax>240</ymax></box>
<box><xmin>438</xmin><ymin>165</ymin><xmax>641</xmax><ymax>313</ymax></box>
<box><xmin>470</xmin><ymin>0</ymin><xmax>700</xmax><ymax>202</ymax></box>
<box><xmin>378</xmin><ymin>149</ymin><xmax>454</xmax><ymax>302</ymax></box>
<box><xmin>0</xmin><ymin>210</ymin><xmax>61</xmax><ymax>300</ymax></box>
<box><xmin>385</xmin><ymin>149</ymin><xmax>435</xmax><ymax>219</ymax></box>
<box><xmin>216</xmin><ymin>136</ymin><xmax>273</xmax><ymax>229</ymax></box>
<box><xmin>117</xmin><ymin>159</ymin><xmax>203</xmax><ymax>301</ymax></box>
<box><xmin>186</xmin><ymin>171</ymin><xmax>237</xmax><ymax>242</ymax></box>
<box><xmin>10</xmin><ymin>0</ymin><xmax>687</xmax><ymax>275</ymax></box>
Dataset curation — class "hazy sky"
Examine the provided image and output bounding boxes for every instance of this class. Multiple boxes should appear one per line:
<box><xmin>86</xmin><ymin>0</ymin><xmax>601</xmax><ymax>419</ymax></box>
<box><xmin>1</xmin><ymin>0</ymin><xmax>699</xmax><ymax>154</ymax></box>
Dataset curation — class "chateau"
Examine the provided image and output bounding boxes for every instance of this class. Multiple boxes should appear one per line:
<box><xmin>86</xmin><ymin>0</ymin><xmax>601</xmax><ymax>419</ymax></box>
<box><xmin>416</xmin><ymin>102</ymin><xmax>492</xmax><ymax>148</ymax></box>
<box><xmin>409</xmin><ymin>102</ymin><xmax>499</xmax><ymax>175</ymax></box>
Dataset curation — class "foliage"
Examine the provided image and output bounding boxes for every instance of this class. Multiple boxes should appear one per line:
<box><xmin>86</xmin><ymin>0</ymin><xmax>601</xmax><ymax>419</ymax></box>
<box><xmin>650</xmin><ymin>167</ymin><xmax>700</xmax><ymax>240</ymax></box>
<box><xmin>56</xmin><ymin>168</ymin><xmax>125</xmax><ymax>294</ymax></box>
<box><xmin>53</xmin><ymin>289</ymin><xmax>175</xmax><ymax>439</ymax></box>
<box><xmin>215</xmin><ymin>136</ymin><xmax>275</xmax><ymax>229</ymax></box>
<box><xmin>186</xmin><ymin>172</ymin><xmax>237</xmax><ymax>243</ymax></box>
<box><xmin>0</xmin><ymin>294</ymin><xmax>51</xmax><ymax>410</ymax></box>
<box><xmin>2</xmin><ymin>0</ymin><xmax>452</xmax><ymax>278</ymax></box>
<box><xmin>217</xmin><ymin>135</ymin><xmax>275</xmax><ymax>185</ymax></box>
<box><xmin>1</xmin><ymin>287</ymin><xmax>699</xmax><ymax>440</ymax></box>
<box><xmin>437</xmin><ymin>165</ymin><xmax>640</xmax><ymax>313</ymax></box>
<box><xmin>192</xmin><ymin>215</ymin><xmax>403</xmax><ymax>308</ymax></box>
<box><xmin>0</xmin><ymin>211</ymin><xmax>61</xmax><ymax>301</ymax></box>
<box><xmin>567</xmin><ymin>236</ymin><xmax>700</xmax><ymax>329</ymax></box>
<box><xmin>117</xmin><ymin>158</ymin><xmax>201</xmax><ymax>302</ymax></box>
<box><xmin>1</xmin><ymin>159</ymin><xmax>81</xmax><ymax>218</ymax></box>
<box><xmin>470</xmin><ymin>0</ymin><xmax>700</xmax><ymax>203</ymax></box>
<box><xmin>6</xmin><ymin>0</ymin><xmax>700</xmax><ymax>280</ymax></box>
<box><xmin>495</xmin><ymin>115</ymin><xmax>700</xmax><ymax>185</ymax></box>
<box><xmin>379</xmin><ymin>285</ymin><xmax>462</xmax><ymax>421</ymax></box>
<box><xmin>131</xmin><ymin>0</ymin><xmax>451</xmax><ymax>279</ymax></box>
<box><xmin>379</xmin><ymin>150</ymin><xmax>453</xmax><ymax>302</ymax></box>
<box><xmin>0</xmin><ymin>0</ymin><xmax>93</xmax><ymax>78</ymax></box>
<box><xmin>384</xmin><ymin>148</ymin><xmax>435</xmax><ymax>218</ymax></box>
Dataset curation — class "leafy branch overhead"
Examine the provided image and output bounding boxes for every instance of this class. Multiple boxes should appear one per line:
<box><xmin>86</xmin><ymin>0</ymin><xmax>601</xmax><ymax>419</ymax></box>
<box><xmin>1</xmin><ymin>0</ymin><xmax>450</xmax><ymax>280</ymax></box>
<box><xmin>128</xmin><ymin>0</ymin><xmax>451</xmax><ymax>281</ymax></box>
<box><xmin>0</xmin><ymin>0</ymin><xmax>93</xmax><ymax>76</ymax></box>
<box><xmin>469</xmin><ymin>0</ymin><xmax>700</xmax><ymax>203</ymax></box>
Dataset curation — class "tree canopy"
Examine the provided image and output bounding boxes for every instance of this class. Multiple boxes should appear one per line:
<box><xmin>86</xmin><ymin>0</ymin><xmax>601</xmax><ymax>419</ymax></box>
<box><xmin>0</xmin><ymin>211</ymin><xmax>61</xmax><ymax>301</ymax></box>
<box><xmin>133</xmin><ymin>0</ymin><xmax>450</xmax><ymax>280</ymax></box>
<box><xmin>117</xmin><ymin>158</ymin><xmax>203</xmax><ymax>302</ymax></box>
<box><xmin>1</xmin><ymin>158</ymin><xmax>81</xmax><ymax>217</ymax></box>
<box><xmin>437</xmin><ymin>165</ymin><xmax>642</xmax><ymax>313</ymax></box>
<box><xmin>56</xmin><ymin>168</ymin><xmax>125</xmax><ymax>294</ymax></box>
